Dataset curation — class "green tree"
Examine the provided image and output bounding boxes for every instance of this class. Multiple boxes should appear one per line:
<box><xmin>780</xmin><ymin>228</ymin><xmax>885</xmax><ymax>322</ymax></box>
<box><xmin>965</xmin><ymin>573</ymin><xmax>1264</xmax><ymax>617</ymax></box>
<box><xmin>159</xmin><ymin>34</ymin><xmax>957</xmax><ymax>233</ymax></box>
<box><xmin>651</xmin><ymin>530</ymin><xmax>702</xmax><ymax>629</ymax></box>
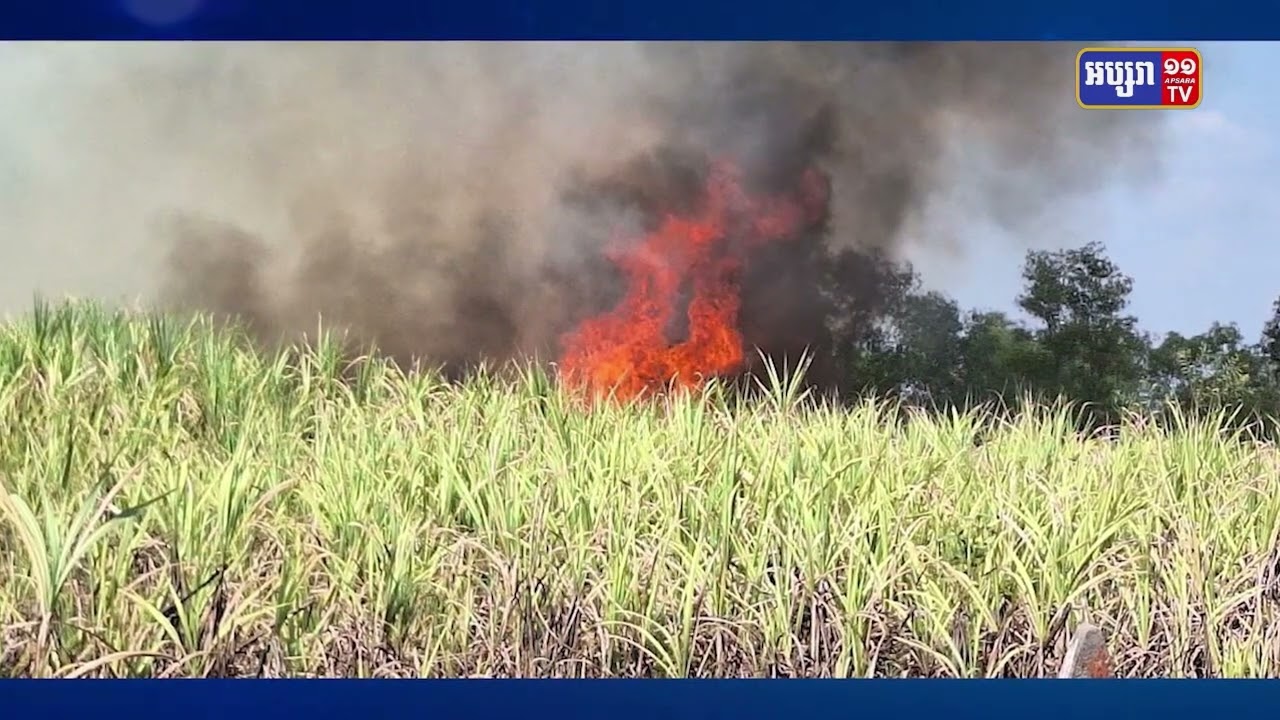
<box><xmin>1262</xmin><ymin>296</ymin><xmax>1280</xmax><ymax>373</ymax></box>
<box><xmin>838</xmin><ymin>273</ymin><xmax>968</xmax><ymax>407</ymax></box>
<box><xmin>891</xmin><ymin>290</ymin><xmax>966</xmax><ymax>405</ymax></box>
<box><xmin>1016</xmin><ymin>242</ymin><xmax>1149</xmax><ymax>423</ymax></box>
<box><xmin>956</xmin><ymin>310</ymin><xmax>1050</xmax><ymax>407</ymax></box>
<box><xmin>1148</xmin><ymin>323</ymin><xmax>1261</xmax><ymax>411</ymax></box>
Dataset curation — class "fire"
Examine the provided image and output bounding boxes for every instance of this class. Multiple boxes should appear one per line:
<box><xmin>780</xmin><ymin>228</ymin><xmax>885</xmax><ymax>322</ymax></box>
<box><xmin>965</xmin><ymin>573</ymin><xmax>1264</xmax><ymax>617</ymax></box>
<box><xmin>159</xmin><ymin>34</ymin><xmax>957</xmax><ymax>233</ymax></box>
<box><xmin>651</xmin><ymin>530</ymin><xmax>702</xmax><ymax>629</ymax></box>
<box><xmin>557</xmin><ymin>158</ymin><xmax>828</xmax><ymax>402</ymax></box>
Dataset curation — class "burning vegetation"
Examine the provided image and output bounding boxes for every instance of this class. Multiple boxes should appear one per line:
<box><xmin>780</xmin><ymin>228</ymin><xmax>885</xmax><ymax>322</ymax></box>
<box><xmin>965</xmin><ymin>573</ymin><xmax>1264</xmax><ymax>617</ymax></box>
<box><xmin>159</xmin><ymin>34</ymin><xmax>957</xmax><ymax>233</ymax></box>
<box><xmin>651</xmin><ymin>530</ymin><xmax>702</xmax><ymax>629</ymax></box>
<box><xmin>557</xmin><ymin>160</ymin><xmax>830</xmax><ymax>401</ymax></box>
<box><xmin>0</xmin><ymin>44</ymin><xmax>1159</xmax><ymax>400</ymax></box>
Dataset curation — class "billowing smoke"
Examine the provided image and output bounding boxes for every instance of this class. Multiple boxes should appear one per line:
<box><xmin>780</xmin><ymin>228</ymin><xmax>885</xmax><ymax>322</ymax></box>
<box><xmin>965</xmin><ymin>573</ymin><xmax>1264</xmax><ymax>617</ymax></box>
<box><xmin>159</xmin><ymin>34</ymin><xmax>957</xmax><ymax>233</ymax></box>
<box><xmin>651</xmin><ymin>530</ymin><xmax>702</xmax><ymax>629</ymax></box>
<box><xmin>0</xmin><ymin>43</ymin><xmax>1162</xmax><ymax>386</ymax></box>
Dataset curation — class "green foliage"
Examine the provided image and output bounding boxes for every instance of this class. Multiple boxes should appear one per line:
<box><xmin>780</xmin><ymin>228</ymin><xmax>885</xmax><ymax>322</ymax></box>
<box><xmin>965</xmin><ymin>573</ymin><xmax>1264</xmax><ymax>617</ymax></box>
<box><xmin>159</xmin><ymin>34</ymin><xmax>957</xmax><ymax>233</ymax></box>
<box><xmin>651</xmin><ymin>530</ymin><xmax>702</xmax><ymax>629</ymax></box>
<box><xmin>1</xmin><ymin>303</ymin><xmax>1279</xmax><ymax>679</ymax></box>
<box><xmin>828</xmin><ymin>241</ymin><xmax>1278</xmax><ymax>429</ymax></box>
<box><xmin>1</xmin><ymin>238</ymin><xmax>1278</xmax><ymax>677</ymax></box>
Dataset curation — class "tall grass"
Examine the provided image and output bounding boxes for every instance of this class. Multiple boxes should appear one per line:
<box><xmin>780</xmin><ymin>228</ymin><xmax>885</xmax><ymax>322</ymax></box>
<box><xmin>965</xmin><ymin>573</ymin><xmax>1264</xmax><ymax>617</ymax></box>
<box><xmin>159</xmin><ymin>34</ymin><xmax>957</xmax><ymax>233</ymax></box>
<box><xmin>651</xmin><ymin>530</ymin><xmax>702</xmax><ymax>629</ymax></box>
<box><xmin>1</xmin><ymin>301</ymin><xmax>1278</xmax><ymax>677</ymax></box>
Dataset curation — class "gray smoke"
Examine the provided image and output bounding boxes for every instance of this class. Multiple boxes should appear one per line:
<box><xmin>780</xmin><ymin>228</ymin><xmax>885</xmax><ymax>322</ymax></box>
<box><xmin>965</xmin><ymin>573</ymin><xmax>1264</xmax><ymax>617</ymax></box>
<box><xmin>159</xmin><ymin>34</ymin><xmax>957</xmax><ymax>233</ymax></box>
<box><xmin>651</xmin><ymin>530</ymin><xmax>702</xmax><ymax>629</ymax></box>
<box><xmin>0</xmin><ymin>42</ymin><xmax>1163</xmax><ymax>376</ymax></box>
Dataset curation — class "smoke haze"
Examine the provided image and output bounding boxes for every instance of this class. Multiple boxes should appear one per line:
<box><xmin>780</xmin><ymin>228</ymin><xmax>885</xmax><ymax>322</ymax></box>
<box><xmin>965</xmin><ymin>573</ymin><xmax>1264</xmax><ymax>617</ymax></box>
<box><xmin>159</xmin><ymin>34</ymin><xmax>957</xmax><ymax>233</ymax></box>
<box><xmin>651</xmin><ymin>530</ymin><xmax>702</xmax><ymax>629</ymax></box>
<box><xmin>0</xmin><ymin>42</ymin><xmax>1164</xmax><ymax>378</ymax></box>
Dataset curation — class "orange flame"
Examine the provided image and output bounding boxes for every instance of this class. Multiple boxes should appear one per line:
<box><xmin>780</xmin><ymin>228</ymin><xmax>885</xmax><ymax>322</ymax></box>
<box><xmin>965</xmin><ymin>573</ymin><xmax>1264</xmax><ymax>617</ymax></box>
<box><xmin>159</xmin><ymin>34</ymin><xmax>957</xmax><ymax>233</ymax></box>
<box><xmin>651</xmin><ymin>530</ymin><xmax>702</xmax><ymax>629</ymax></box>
<box><xmin>557</xmin><ymin>159</ymin><xmax>828</xmax><ymax>402</ymax></box>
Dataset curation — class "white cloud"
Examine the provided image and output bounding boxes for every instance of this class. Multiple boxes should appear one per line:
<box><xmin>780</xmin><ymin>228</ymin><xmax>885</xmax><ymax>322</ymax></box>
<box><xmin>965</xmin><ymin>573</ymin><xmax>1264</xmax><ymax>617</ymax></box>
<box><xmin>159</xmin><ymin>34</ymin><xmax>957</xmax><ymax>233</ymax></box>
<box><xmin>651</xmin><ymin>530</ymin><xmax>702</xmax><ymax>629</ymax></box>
<box><xmin>1174</xmin><ymin>109</ymin><xmax>1272</xmax><ymax>155</ymax></box>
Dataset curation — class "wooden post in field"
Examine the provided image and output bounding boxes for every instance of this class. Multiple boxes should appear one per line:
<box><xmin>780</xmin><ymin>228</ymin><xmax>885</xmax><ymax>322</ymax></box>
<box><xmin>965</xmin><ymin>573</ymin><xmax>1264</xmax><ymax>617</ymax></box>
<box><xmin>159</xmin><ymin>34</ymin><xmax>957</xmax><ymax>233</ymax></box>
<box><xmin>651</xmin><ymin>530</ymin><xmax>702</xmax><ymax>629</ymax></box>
<box><xmin>1057</xmin><ymin>623</ymin><xmax>1114</xmax><ymax>678</ymax></box>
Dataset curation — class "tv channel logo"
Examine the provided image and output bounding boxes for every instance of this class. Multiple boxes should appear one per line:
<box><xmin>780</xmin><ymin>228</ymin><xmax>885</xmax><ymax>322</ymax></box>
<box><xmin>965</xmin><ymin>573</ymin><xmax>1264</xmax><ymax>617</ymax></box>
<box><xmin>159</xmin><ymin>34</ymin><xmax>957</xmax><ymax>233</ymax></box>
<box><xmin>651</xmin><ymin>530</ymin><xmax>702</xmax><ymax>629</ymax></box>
<box><xmin>1076</xmin><ymin>47</ymin><xmax>1202</xmax><ymax>110</ymax></box>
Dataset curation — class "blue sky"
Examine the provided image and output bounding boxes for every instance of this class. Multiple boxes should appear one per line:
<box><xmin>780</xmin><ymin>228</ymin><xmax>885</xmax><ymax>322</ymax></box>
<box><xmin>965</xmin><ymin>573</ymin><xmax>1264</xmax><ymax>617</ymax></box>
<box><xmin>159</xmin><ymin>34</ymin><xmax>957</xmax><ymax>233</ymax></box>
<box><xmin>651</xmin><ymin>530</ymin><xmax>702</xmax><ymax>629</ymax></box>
<box><xmin>921</xmin><ymin>42</ymin><xmax>1278</xmax><ymax>344</ymax></box>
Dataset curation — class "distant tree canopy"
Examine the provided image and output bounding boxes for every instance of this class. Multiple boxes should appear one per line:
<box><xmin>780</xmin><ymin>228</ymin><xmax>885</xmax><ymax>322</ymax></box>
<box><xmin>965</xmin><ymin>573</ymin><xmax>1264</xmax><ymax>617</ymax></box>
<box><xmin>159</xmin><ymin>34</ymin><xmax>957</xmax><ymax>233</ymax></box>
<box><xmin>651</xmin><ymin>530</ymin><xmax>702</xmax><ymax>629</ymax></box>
<box><xmin>819</xmin><ymin>241</ymin><xmax>1280</xmax><ymax>430</ymax></box>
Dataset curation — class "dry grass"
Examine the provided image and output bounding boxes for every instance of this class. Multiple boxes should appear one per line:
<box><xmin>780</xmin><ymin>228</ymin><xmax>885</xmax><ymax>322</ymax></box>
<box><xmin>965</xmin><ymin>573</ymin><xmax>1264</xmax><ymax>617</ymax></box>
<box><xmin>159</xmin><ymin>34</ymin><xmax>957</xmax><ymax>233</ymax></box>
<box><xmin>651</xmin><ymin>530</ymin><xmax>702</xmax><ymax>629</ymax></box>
<box><xmin>2</xmin><ymin>301</ymin><xmax>1279</xmax><ymax>678</ymax></box>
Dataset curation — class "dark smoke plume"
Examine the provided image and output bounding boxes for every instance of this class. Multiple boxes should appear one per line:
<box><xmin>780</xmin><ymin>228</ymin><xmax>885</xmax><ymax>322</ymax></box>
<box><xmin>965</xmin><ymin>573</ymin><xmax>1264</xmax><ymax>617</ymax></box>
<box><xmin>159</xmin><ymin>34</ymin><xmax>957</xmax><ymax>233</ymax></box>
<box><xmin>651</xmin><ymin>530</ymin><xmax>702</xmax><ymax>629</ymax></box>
<box><xmin>0</xmin><ymin>43</ymin><xmax>1162</xmax><ymax>385</ymax></box>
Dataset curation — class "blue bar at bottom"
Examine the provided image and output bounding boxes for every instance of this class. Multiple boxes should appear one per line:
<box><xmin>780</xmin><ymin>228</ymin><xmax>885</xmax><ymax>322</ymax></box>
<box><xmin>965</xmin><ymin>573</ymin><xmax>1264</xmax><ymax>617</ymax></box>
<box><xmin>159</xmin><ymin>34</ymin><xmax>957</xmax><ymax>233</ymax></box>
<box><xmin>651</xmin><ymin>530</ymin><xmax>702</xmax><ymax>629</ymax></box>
<box><xmin>3</xmin><ymin>679</ymin><xmax>1277</xmax><ymax>720</ymax></box>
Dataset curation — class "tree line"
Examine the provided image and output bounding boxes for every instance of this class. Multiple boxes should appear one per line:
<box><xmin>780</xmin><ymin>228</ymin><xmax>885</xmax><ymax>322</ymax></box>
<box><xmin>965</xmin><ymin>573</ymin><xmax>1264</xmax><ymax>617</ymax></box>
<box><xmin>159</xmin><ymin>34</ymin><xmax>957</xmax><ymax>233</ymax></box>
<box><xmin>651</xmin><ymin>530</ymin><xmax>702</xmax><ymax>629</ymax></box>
<box><xmin>816</xmin><ymin>242</ymin><xmax>1280</xmax><ymax>429</ymax></box>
